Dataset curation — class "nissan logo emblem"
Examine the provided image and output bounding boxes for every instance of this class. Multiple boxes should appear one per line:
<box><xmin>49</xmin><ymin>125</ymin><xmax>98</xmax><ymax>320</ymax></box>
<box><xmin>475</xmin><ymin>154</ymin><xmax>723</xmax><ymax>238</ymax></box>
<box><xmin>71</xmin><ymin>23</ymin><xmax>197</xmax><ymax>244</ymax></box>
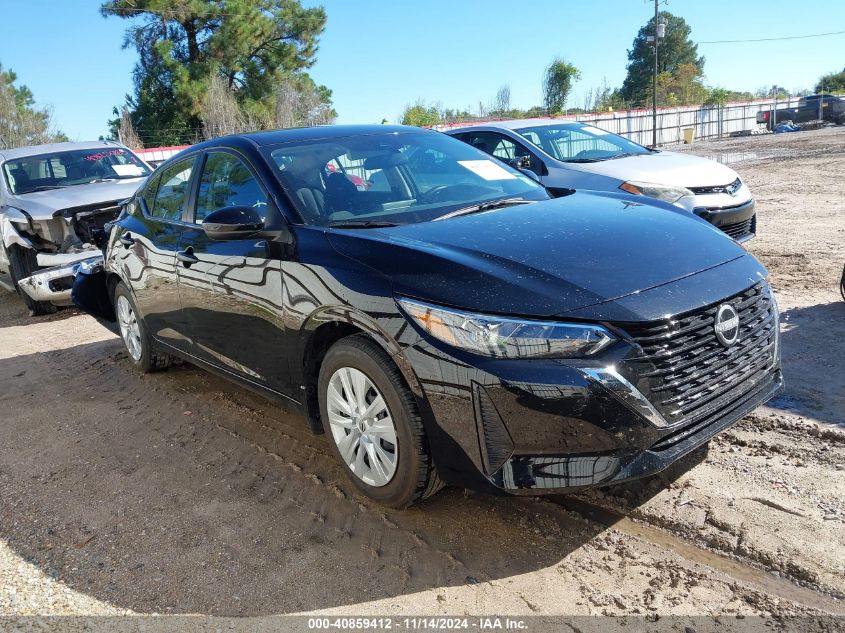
<box><xmin>714</xmin><ymin>304</ymin><xmax>740</xmax><ymax>347</ymax></box>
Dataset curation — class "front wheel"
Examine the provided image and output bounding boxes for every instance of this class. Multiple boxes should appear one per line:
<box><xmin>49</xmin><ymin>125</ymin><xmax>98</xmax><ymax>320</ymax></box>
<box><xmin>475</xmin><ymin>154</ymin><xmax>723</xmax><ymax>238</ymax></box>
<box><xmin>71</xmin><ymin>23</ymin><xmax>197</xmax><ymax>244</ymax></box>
<box><xmin>113</xmin><ymin>282</ymin><xmax>175</xmax><ymax>372</ymax></box>
<box><xmin>840</xmin><ymin>263</ymin><xmax>845</xmax><ymax>301</ymax></box>
<box><xmin>5</xmin><ymin>244</ymin><xmax>56</xmax><ymax>316</ymax></box>
<box><xmin>318</xmin><ymin>335</ymin><xmax>442</xmax><ymax>507</ymax></box>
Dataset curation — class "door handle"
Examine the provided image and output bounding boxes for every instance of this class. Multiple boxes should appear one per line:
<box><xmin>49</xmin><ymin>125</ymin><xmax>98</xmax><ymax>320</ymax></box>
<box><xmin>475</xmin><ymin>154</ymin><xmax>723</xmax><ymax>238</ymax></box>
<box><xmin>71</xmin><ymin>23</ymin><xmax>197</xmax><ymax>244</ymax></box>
<box><xmin>118</xmin><ymin>233</ymin><xmax>135</xmax><ymax>248</ymax></box>
<box><xmin>176</xmin><ymin>247</ymin><xmax>199</xmax><ymax>268</ymax></box>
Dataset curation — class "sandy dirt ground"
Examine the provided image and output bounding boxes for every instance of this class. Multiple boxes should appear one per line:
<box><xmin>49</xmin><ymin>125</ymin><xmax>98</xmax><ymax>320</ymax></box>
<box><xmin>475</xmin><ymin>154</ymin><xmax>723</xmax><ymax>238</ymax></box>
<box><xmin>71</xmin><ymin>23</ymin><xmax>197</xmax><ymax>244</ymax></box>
<box><xmin>0</xmin><ymin>127</ymin><xmax>843</xmax><ymax>627</ymax></box>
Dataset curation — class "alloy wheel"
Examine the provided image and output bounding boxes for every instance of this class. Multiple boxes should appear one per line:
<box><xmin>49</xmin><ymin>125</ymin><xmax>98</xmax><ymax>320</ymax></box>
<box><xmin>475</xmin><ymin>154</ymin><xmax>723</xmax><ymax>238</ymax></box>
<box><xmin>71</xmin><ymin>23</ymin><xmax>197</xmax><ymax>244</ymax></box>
<box><xmin>116</xmin><ymin>295</ymin><xmax>143</xmax><ymax>362</ymax></box>
<box><xmin>326</xmin><ymin>366</ymin><xmax>398</xmax><ymax>487</ymax></box>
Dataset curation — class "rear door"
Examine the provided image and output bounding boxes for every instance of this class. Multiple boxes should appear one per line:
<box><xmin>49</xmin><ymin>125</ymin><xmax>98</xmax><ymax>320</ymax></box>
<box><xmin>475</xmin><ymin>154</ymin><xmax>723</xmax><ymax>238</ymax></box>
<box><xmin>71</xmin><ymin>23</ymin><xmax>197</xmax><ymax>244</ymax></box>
<box><xmin>175</xmin><ymin>149</ymin><xmax>289</xmax><ymax>393</ymax></box>
<box><xmin>114</xmin><ymin>156</ymin><xmax>198</xmax><ymax>351</ymax></box>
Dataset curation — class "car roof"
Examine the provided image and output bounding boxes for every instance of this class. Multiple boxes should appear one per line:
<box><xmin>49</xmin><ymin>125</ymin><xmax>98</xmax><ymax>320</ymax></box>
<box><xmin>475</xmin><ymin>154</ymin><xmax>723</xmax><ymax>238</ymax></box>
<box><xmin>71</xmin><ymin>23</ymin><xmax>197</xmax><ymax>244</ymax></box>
<box><xmin>0</xmin><ymin>140</ymin><xmax>128</xmax><ymax>162</ymax></box>
<box><xmin>443</xmin><ymin>119</ymin><xmax>587</xmax><ymax>133</ymax></box>
<box><xmin>186</xmin><ymin>124</ymin><xmax>434</xmax><ymax>152</ymax></box>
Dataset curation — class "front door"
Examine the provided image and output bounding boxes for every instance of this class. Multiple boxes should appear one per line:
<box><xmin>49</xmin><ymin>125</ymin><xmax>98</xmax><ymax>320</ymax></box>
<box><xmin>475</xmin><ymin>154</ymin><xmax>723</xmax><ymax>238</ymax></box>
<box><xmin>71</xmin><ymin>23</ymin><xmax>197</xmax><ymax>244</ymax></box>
<box><xmin>176</xmin><ymin>150</ymin><xmax>289</xmax><ymax>394</ymax></box>
<box><xmin>457</xmin><ymin>131</ymin><xmax>548</xmax><ymax>181</ymax></box>
<box><xmin>116</xmin><ymin>156</ymin><xmax>198</xmax><ymax>351</ymax></box>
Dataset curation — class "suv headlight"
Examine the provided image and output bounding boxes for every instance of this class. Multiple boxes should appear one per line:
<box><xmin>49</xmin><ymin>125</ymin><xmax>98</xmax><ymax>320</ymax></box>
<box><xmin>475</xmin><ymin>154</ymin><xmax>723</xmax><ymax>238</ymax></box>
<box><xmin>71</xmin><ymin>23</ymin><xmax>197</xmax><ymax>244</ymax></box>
<box><xmin>619</xmin><ymin>181</ymin><xmax>694</xmax><ymax>204</ymax></box>
<box><xmin>398</xmin><ymin>298</ymin><xmax>615</xmax><ymax>359</ymax></box>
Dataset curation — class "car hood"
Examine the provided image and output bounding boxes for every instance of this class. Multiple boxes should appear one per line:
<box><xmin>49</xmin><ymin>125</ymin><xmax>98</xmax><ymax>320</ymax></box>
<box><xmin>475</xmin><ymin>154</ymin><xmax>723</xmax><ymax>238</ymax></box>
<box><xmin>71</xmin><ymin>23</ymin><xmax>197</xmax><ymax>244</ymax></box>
<box><xmin>4</xmin><ymin>178</ymin><xmax>146</xmax><ymax>219</ymax></box>
<box><xmin>570</xmin><ymin>150</ymin><xmax>739</xmax><ymax>188</ymax></box>
<box><xmin>327</xmin><ymin>192</ymin><xmax>748</xmax><ymax>317</ymax></box>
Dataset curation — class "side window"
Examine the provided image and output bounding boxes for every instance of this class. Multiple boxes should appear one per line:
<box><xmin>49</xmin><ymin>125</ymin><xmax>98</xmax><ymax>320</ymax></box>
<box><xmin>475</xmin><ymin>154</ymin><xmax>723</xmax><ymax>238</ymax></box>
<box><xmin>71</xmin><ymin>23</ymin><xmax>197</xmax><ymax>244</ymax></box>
<box><xmin>464</xmin><ymin>132</ymin><xmax>532</xmax><ymax>162</ymax></box>
<box><xmin>535</xmin><ymin>129</ymin><xmax>620</xmax><ymax>161</ymax></box>
<box><xmin>151</xmin><ymin>158</ymin><xmax>195</xmax><ymax>221</ymax></box>
<box><xmin>195</xmin><ymin>152</ymin><xmax>268</xmax><ymax>223</ymax></box>
<box><xmin>463</xmin><ymin>132</ymin><xmax>498</xmax><ymax>157</ymax></box>
<box><xmin>49</xmin><ymin>158</ymin><xmax>67</xmax><ymax>178</ymax></box>
<box><xmin>491</xmin><ymin>136</ymin><xmax>519</xmax><ymax>161</ymax></box>
<box><xmin>141</xmin><ymin>172</ymin><xmax>161</xmax><ymax>215</ymax></box>
<box><xmin>465</xmin><ymin>132</ymin><xmax>542</xmax><ymax>174</ymax></box>
<box><xmin>362</xmin><ymin>166</ymin><xmax>391</xmax><ymax>192</ymax></box>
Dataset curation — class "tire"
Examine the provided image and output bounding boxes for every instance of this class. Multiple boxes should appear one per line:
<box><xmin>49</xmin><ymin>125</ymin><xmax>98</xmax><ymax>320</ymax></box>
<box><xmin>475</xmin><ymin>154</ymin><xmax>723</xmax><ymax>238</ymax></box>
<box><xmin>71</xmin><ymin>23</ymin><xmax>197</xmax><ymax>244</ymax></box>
<box><xmin>318</xmin><ymin>335</ymin><xmax>442</xmax><ymax>508</ymax></box>
<box><xmin>6</xmin><ymin>244</ymin><xmax>57</xmax><ymax>316</ymax></box>
<box><xmin>840</xmin><ymin>263</ymin><xmax>845</xmax><ymax>301</ymax></box>
<box><xmin>113</xmin><ymin>282</ymin><xmax>174</xmax><ymax>373</ymax></box>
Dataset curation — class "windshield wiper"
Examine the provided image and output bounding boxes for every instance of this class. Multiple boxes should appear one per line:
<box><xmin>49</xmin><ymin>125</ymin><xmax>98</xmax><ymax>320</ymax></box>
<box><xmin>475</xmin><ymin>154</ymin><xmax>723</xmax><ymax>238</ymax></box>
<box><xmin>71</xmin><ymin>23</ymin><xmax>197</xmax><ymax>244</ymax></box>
<box><xmin>85</xmin><ymin>176</ymin><xmax>145</xmax><ymax>184</ymax></box>
<box><xmin>565</xmin><ymin>152</ymin><xmax>645</xmax><ymax>163</ymax></box>
<box><xmin>326</xmin><ymin>220</ymin><xmax>400</xmax><ymax>229</ymax></box>
<box><xmin>18</xmin><ymin>184</ymin><xmax>75</xmax><ymax>193</ymax></box>
<box><xmin>434</xmin><ymin>198</ymin><xmax>532</xmax><ymax>221</ymax></box>
<box><xmin>607</xmin><ymin>152</ymin><xmax>646</xmax><ymax>160</ymax></box>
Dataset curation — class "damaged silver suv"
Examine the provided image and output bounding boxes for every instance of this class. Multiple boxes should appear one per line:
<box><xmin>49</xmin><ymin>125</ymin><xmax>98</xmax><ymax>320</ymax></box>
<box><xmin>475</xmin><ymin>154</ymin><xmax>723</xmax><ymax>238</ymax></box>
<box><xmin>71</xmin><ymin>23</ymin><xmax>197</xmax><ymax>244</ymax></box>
<box><xmin>0</xmin><ymin>141</ymin><xmax>151</xmax><ymax>315</ymax></box>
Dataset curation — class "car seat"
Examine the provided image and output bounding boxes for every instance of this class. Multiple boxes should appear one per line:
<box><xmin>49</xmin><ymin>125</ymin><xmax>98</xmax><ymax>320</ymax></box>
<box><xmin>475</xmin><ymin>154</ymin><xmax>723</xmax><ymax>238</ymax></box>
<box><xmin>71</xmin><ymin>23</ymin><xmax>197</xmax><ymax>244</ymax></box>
<box><xmin>295</xmin><ymin>187</ymin><xmax>325</xmax><ymax>221</ymax></box>
<box><xmin>324</xmin><ymin>172</ymin><xmax>358</xmax><ymax>213</ymax></box>
<box><xmin>275</xmin><ymin>168</ymin><xmax>325</xmax><ymax>223</ymax></box>
<box><xmin>61</xmin><ymin>158</ymin><xmax>83</xmax><ymax>181</ymax></box>
<box><xmin>8</xmin><ymin>168</ymin><xmax>30</xmax><ymax>191</ymax></box>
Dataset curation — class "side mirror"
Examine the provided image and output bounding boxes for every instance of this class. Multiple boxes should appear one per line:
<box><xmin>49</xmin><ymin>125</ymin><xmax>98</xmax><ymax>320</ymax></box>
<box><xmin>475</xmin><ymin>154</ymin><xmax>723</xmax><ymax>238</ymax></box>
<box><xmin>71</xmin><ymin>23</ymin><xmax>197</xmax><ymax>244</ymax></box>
<box><xmin>202</xmin><ymin>206</ymin><xmax>264</xmax><ymax>240</ymax></box>
<box><xmin>509</xmin><ymin>155</ymin><xmax>532</xmax><ymax>170</ymax></box>
<box><xmin>508</xmin><ymin>155</ymin><xmax>542</xmax><ymax>182</ymax></box>
<box><xmin>519</xmin><ymin>167</ymin><xmax>542</xmax><ymax>183</ymax></box>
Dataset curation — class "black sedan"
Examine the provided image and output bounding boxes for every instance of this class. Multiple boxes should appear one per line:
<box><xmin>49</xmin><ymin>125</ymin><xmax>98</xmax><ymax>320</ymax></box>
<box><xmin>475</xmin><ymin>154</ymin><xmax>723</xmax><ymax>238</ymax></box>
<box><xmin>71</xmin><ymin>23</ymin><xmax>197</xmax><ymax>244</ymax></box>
<box><xmin>74</xmin><ymin>125</ymin><xmax>783</xmax><ymax>507</ymax></box>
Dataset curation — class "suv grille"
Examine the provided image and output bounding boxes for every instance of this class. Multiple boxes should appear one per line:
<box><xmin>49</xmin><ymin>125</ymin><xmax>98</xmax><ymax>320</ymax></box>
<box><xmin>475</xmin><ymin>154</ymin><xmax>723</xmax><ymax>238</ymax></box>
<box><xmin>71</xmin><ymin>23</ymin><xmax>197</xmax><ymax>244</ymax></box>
<box><xmin>619</xmin><ymin>283</ymin><xmax>777</xmax><ymax>427</ymax></box>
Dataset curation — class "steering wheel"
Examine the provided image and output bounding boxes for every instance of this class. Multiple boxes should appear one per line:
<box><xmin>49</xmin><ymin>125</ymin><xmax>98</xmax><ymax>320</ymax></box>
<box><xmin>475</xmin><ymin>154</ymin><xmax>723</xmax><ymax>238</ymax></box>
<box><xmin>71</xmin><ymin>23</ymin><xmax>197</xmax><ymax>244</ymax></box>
<box><xmin>419</xmin><ymin>184</ymin><xmax>457</xmax><ymax>202</ymax></box>
<box><xmin>421</xmin><ymin>183</ymin><xmax>495</xmax><ymax>203</ymax></box>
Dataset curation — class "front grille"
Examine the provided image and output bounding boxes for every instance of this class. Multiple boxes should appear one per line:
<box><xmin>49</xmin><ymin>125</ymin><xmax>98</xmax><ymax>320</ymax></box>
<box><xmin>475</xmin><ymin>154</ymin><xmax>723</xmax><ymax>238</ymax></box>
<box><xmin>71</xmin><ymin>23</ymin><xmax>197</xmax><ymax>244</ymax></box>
<box><xmin>720</xmin><ymin>217</ymin><xmax>754</xmax><ymax>240</ymax></box>
<box><xmin>688</xmin><ymin>178</ymin><xmax>741</xmax><ymax>195</ymax></box>
<box><xmin>618</xmin><ymin>283</ymin><xmax>777</xmax><ymax>428</ymax></box>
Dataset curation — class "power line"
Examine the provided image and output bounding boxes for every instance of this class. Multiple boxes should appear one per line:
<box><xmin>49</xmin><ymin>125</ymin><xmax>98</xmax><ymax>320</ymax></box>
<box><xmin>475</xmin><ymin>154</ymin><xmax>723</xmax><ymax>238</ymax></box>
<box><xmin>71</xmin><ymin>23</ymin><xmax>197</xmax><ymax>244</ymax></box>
<box><xmin>698</xmin><ymin>29</ymin><xmax>845</xmax><ymax>44</ymax></box>
<box><xmin>109</xmin><ymin>7</ymin><xmax>844</xmax><ymax>45</ymax></box>
<box><xmin>104</xmin><ymin>6</ymin><xmax>326</xmax><ymax>21</ymax></box>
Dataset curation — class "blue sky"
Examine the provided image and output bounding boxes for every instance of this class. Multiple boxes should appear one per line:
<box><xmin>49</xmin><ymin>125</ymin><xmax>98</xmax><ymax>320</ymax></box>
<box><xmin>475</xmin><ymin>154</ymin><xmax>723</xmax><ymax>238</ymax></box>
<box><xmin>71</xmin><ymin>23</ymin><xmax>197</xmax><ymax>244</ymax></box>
<box><xmin>1</xmin><ymin>0</ymin><xmax>843</xmax><ymax>141</ymax></box>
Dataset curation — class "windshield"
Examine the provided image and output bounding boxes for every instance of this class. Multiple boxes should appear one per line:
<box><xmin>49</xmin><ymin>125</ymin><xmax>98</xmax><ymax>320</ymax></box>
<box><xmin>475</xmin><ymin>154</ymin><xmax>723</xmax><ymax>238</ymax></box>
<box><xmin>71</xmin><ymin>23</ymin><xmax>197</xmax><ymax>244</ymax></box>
<box><xmin>516</xmin><ymin>123</ymin><xmax>651</xmax><ymax>163</ymax></box>
<box><xmin>3</xmin><ymin>147</ymin><xmax>151</xmax><ymax>195</ymax></box>
<box><xmin>265</xmin><ymin>131</ymin><xmax>548</xmax><ymax>226</ymax></box>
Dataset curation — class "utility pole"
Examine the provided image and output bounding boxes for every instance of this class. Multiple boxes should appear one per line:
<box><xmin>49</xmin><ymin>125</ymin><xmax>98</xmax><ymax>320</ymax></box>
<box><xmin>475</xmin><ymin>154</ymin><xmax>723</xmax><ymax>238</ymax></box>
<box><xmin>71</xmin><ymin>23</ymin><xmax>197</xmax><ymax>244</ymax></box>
<box><xmin>819</xmin><ymin>79</ymin><xmax>824</xmax><ymax>121</ymax></box>
<box><xmin>652</xmin><ymin>0</ymin><xmax>659</xmax><ymax>147</ymax></box>
<box><xmin>772</xmin><ymin>85</ymin><xmax>778</xmax><ymax>128</ymax></box>
<box><xmin>647</xmin><ymin>2</ymin><xmax>666</xmax><ymax>147</ymax></box>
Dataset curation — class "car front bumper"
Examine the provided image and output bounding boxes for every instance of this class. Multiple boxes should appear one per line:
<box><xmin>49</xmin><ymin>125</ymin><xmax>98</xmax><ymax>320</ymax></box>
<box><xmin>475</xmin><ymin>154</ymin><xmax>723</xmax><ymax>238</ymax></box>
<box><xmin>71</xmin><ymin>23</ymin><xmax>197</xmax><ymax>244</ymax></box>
<box><xmin>403</xmin><ymin>278</ymin><xmax>782</xmax><ymax>495</ymax></box>
<box><xmin>491</xmin><ymin>368</ymin><xmax>782</xmax><ymax>491</ymax></box>
<box><xmin>18</xmin><ymin>253</ymin><xmax>103</xmax><ymax>304</ymax></box>
<box><xmin>407</xmin><ymin>334</ymin><xmax>783</xmax><ymax>494</ymax></box>
<box><xmin>693</xmin><ymin>198</ymin><xmax>756</xmax><ymax>243</ymax></box>
<box><xmin>672</xmin><ymin>183</ymin><xmax>756</xmax><ymax>242</ymax></box>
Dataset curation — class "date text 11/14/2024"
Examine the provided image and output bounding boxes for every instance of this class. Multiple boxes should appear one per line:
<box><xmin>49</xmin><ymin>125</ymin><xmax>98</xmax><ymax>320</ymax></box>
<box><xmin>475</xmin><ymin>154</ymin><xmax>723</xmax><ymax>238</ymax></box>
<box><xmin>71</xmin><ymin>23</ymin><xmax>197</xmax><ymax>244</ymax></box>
<box><xmin>307</xmin><ymin>617</ymin><xmax>528</xmax><ymax>630</ymax></box>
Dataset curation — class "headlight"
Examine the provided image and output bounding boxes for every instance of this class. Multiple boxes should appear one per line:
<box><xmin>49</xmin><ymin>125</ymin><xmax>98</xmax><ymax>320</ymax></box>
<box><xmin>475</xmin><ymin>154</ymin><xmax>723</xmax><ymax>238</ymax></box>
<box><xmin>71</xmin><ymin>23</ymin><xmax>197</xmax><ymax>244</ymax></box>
<box><xmin>398</xmin><ymin>298</ymin><xmax>616</xmax><ymax>359</ymax></box>
<box><xmin>619</xmin><ymin>181</ymin><xmax>694</xmax><ymax>204</ymax></box>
